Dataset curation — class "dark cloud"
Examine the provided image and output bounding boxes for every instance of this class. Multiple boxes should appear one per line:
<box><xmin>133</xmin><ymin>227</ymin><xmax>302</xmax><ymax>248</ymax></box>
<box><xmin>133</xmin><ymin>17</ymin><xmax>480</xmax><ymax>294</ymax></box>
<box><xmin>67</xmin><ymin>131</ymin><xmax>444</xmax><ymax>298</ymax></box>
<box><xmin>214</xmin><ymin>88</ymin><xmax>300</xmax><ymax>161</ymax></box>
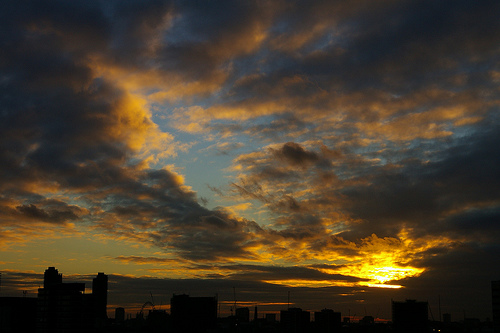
<box><xmin>105</xmin><ymin>273</ymin><xmax>372</xmax><ymax>315</ymax></box>
<box><xmin>15</xmin><ymin>204</ymin><xmax>78</xmax><ymax>224</ymax></box>
<box><xmin>391</xmin><ymin>243</ymin><xmax>500</xmax><ymax>319</ymax></box>
<box><xmin>293</xmin><ymin>0</ymin><xmax>500</xmax><ymax>92</ymax></box>
<box><xmin>441</xmin><ymin>207</ymin><xmax>500</xmax><ymax>240</ymax></box>
<box><xmin>341</xmin><ymin>117</ymin><xmax>500</xmax><ymax>240</ymax></box>
<box><xmin>89</xmin><ymin>169</ymin><xmax>266</xmax><ymax>261</ymax></box>
<box><xmin>159</xmin><ymin>0</ymin><xmax>275</xmax><ymax>81</ymax></box>
<box><xmin>206</xmin><ymin>0</ymin><xmax>499</xmax><ymax>147</ymax></box>
<box><xmin>114</xmin><ymin>255</ymin><xmax>178</xmax><ymax>265</ymax></box>
<box><xmin>192</xmin><ymin>263</ymin><xmax>367</xmax><ymax>284</ymax></box>
<box><xmin>0</xmin><ymin>0</ymin><xmax>270</xmax><ymax>263</ymax></box>
<box><xmin>271</xmin><ymin>142</ymin><xmax>320</xmax><ymax>167</ymax></box>
<box><xmin>107</xmin><ymin>0</ymin><xmax>175</xmax><ymax>61</ymax></box>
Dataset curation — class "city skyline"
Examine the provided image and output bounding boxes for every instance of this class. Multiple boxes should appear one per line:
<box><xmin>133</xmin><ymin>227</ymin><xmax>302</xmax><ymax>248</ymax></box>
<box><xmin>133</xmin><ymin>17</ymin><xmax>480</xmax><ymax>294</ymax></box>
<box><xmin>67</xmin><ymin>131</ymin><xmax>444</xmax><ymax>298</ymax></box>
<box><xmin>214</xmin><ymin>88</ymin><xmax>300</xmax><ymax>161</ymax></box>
<box><xmin>1</xmin><ymin>266</ymin><xmax>495</xmax><ymax>332</ymax></box>
<box><xmin>1</xmin><ymin>0</ymin><xmax>500</xmax><ymax>324</ymax></box>
<box><xmin>0</xmin><ymin>267</ymin><xmax>496</xmax><ymax>322</ymax></box>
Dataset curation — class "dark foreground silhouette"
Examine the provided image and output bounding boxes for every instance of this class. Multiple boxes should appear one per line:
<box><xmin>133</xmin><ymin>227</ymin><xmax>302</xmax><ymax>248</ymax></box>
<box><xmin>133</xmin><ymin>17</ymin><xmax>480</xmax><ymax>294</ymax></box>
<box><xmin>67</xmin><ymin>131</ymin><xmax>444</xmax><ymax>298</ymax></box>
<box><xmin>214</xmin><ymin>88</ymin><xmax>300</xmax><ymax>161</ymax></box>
<box><xmin>0</xmin><ymin>268</ymin><xmax>497</xmax><ymax>333</ymax></box>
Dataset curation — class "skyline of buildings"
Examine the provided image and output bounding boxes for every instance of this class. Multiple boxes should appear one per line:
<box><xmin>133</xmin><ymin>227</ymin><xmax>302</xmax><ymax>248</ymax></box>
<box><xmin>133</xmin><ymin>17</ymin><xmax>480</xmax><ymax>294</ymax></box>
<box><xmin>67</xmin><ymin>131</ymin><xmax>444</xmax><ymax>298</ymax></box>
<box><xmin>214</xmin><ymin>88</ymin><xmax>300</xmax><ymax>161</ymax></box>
<box><xmin>36</xmin><ymin>267</ymin><xmax>108</xmax><ymax>332</ymax></box>
<box><xmin>1</xmin><ymin>267</ymin><xmax>499</xmax><ymax>332</ymax></box>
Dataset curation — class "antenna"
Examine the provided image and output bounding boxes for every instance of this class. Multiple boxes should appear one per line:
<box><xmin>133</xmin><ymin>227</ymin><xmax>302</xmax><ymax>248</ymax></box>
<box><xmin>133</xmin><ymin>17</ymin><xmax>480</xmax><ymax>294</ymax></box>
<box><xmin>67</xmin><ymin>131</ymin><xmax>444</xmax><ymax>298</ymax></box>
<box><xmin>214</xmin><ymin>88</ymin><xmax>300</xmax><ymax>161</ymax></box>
<box><xmin>438</xmin><ymin>295</ymin><xmax>442</xmax><ymax>322</ymax></box>
<box><xmin>150</xmin><ymin>292</ymin><xmax>156</xmax><ymax>309</ymax></box>
<box><xmin>216</xmin><ymin>293</ymin><xmax>219</xmax><ymax>318</ymax></box>
<box><xmin>287</xmin><ymin>291</ymin><xmax>290</xmax><ymax>309</ymax></box>
<box><xmin>428</xmin><ymin>301</ymin><xmax>435</xmax><ymax>321</ymax></box>
<box><xmin>233</xmin><ymin>286</ymin><xmax>237</xmax><ymax>312</ymax></box>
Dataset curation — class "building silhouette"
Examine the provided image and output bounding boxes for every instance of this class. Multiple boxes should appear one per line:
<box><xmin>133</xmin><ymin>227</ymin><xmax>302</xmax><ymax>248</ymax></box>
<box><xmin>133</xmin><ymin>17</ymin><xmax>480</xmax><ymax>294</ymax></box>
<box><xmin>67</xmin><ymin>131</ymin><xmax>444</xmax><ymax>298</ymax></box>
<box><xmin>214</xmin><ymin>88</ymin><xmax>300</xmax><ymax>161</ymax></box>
<box><xmin>360</xmin><ymin>315</ymin><xmax>374</xmax><ymax>326</ymax></box>
<box><xmin>0</xmin><ymin>296</ymin><xmax>37</xmax><ymax>333</ymax></box>
<box><xmin>493</xmin><ymin>280</ymin><xmax>500</xmax><ymax>333</ymax></box>
<box><xmin>115</xmin><ymin>307</ymin><xmax>125</xmax><ymax>324</ymax></box>
<box><xmin>43</xmin><ymin>266</ymin><xmax>62</xmax><ymax>287</ymax></box>
<box><xmin>314</xmin><ymin>309</ymin><xmax>341</xmax><ymax>333</ymax></box>
<box><xmin>280</xmin><ymin>307</ymin><xmax>310</xmax><ymax>333</ymax></box>
<box><xmin>170</xmin><ymin>294</ymin><xmax>217</xmax><ymax>333</ymax></box>
<box><xmin>36</xmin><ymin>267</ymin><xmax>108</xmax><ymax>333</ymax></box>
<box><xmin>236</xmin><ymin>306</ymin><xmax>250</xmax><ymax>323</ymax></box>
<box><xmin>265</xmin><ymin>313</ymin><xmax>276</xmax><ymax>322</ymax></box>
<box><xmin>392</xmin><ymin>299</ymin><xmax>428</xmax><ymax>333</ymax></box>
<box><xmin>93</xmin><ymin>272</ymin><xmax>108</xmax><ymax>327</ymax></box>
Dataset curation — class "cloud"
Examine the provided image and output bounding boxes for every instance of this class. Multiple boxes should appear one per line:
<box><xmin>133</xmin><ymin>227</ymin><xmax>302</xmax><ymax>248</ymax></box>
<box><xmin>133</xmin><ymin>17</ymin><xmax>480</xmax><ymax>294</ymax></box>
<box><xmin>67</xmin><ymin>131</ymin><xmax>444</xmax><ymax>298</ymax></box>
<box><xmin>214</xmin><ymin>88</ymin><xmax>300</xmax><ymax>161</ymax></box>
<box><xmin>340</xmin><ymin>120</ymin><xmax>500</xmax><ymax>240</ymax></box>
<box><xmin>114</xmin><ymin>255</ymin><xmax>179</xmax><ymax>265</ymax></box>
<box><xmin>15</xmin><ymin>204</ymin><xmax>79</xmax><ymax>224</ymax></box>
<box><xmin>271</xmin><ymin>142</ymin><xmax>321</xmax><ymax>167</ymax></box>
<box><xmin>226</xmin><ymin>114</ymin><xmax>500</xmax><ymax>288</ymax></box>
<box><xmin>161</xmin><ymin>0</ymin><xmax>499</xmax><ymax>148</ymax></box>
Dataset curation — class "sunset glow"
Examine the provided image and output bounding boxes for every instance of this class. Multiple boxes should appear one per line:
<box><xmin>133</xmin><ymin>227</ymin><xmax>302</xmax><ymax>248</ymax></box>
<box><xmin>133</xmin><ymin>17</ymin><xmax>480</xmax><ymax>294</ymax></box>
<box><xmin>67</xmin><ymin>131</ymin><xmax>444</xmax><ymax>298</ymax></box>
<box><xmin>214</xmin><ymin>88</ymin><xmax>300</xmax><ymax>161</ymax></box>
<box><xmin>364</xmin><ymin>284</ymin><xmax>403</xmax><ymax>289</ymax></box>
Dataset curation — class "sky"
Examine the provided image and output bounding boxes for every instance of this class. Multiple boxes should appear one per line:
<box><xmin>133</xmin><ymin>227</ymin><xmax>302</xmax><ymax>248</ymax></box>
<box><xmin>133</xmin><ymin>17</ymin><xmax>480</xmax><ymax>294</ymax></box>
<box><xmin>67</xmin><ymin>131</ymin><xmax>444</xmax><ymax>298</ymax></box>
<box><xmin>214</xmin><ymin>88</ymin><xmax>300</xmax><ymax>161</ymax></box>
<box><xmin>1</xmin><ymin>0</ymin><xmax>500</xmax><ymax>322</ymax></box>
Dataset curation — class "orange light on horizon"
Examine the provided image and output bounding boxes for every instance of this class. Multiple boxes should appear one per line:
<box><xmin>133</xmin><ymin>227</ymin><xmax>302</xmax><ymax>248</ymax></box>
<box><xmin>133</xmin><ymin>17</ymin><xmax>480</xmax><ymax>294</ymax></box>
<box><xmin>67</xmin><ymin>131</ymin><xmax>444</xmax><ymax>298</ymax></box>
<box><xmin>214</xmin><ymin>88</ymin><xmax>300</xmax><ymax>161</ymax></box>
<box><xmin>262</xmin><ymin>279</ymin><xmax>359</xmax><ymax>288</ymax></box>
<box><xmin>364</xmin><ymin>283</ymin><xmax>403</xmax><ymax>289</ymax></box>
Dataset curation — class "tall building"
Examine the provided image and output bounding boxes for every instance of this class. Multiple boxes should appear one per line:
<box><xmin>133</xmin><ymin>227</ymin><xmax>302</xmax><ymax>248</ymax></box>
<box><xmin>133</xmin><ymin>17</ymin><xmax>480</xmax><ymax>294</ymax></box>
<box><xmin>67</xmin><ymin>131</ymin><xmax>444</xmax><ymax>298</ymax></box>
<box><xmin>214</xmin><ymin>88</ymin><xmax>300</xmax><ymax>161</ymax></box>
<box><xmin>392</xmin><ymin>299</ymin><xmax>428</xmax><ymax>333</ymax></box>
<box><xmin>236</xmin><ymin>307</ymin><xmax>250</xmax><ymax>323</ymax></box>
<box><xmin>170</xmin><ymin>294</ymin><xmax>217</xmax><ymax>332</ymax></box>
<box><xmin>493</xmin><ymin>280</ymin><xmax>500</xmax><ymax>333</ymax></box>
<box><xmin>314</xmin><ymin>309</ymin><xmax>341</xmax><ymax>333</ymax></box>
<box><xmin>115</xmin><ymin>307</ymin><xmax>125</xmax><ymax>323</ymax></box>
<box><xmin>43</xmin><ymin>266</ymin><xmax>62</xmax><ymax>288</ymax></box>
<box><xmin>36</xmin><ymin>267</ymin><xmax>108</xmax><ymax>333</ymax></box>
<box><xmin>280</xmin><ymin>307</ymin><xmax>310</xmax><ymax>333</ymax></box>
<box><xmin>92</xmin><ymin>272</ymin><xmax>108</xmax><ymax>327</ymax></box>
